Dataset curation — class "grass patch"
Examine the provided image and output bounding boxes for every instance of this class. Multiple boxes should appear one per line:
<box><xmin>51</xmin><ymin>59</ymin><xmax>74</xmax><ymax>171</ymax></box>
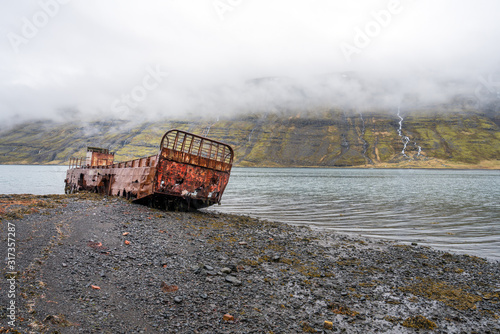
<box><xmin>400</xmin><ymin>277</ymin><xmax>482</xmax><ymax>310</ymax></box>
<box><xmin>402</xmin><ymin>315</ymin><xmax>437</xmax><ymax>330</ymax></box>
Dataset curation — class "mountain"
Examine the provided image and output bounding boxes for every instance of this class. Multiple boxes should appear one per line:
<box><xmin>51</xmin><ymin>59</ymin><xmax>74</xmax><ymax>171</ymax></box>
<box><xmin>0</xmin><ymin>108</ymin><xmax>499</xmax><ymax>169</ymax></box>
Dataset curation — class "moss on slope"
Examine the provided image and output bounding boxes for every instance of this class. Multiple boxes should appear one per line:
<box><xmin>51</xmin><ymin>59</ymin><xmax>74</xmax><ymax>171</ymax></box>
<box><xmin>0</xmin><ymin>109</ymin><xmax>498</xmax><ymax>169</ymax></box>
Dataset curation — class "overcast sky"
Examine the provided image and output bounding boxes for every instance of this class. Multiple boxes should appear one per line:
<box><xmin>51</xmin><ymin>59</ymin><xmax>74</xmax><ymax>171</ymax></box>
<box><xmin>1</xmin><ymin>0</ymin><xmax>499</xmax><ymax>126</ymax></box>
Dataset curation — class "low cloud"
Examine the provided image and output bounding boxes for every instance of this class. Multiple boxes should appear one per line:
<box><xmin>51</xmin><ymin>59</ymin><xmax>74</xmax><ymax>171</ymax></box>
<box><xmin>1</xmin><ymin>0</ymin><xmax>499</xmax><ymax>128</ymax></box>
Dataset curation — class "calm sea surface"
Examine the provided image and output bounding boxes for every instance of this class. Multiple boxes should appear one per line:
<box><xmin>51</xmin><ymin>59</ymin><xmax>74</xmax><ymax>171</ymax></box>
<box><xmin>1</xmin><ymin>165</ymin><xmax>499</xmax><ymax>261</ymax></box>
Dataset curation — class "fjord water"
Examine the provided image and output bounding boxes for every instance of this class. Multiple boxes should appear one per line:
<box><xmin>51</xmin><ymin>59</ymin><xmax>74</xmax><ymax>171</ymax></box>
<box><xmin>1</xmin><ymin>165</ymin><xmax>498</xmax><ymax>260</ymax></box>
<box><xmin>0</xmin><ymin>165</ymin><xmax>68</xmax><ymax>195</ymax></box>
<box><xmin>207</xmin><ymin>168</ymin><xmax>500</xmax><ymax>261</ymax></box>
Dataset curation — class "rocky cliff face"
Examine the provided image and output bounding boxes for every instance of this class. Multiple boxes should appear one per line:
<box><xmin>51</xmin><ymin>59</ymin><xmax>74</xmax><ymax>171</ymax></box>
<box><xmin>0</xmin><ymin>109</ymin><xmax>499</xmax><ymax>168</ymax></box>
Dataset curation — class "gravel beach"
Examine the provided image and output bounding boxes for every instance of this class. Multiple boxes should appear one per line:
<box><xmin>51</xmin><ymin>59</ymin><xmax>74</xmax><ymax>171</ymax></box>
<box><xmin>1</xmin><ymin>193</ymin><xmax>499</xmax><ymax>333</ymax></box>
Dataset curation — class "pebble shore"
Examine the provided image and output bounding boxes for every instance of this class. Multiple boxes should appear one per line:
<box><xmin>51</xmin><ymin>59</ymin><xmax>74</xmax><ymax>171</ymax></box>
<box><xmin>0</xmin><ymin>193</ymin><xmax>499</xmax><ymax>333</ymax></box>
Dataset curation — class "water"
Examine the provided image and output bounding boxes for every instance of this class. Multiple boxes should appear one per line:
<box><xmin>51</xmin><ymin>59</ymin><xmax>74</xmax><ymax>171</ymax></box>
<box><xmin>0</xmin><ymin>165</ymin><xmax>68</xmax><ymax>195</ymax></box>
<box><xmin>206</xmin><ymin>168</ymin><xmax>500</xmax><ymax>261</ymax></box>
<box><xmin>1</xmin><ymin>165</ymin><xmax>498</xmax><ymax>261</ymax></box>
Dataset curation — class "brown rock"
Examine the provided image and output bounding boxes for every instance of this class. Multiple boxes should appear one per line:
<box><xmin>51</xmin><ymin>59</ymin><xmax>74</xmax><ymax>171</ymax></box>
<box><xmin>160</xmin><ymin>281</ymin><xmax>179</xmax><ymax>292</ymax></box>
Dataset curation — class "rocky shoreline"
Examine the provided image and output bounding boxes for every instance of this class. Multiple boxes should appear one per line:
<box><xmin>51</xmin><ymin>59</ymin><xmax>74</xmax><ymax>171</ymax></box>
<box><xmin>1</xmin><ymin>194</ymin><xmax>499</xmax><ymax>333</ymax></box>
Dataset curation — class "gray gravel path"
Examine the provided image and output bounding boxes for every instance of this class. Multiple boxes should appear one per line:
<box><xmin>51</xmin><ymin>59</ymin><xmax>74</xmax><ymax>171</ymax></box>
<box><xmin>0</xmin><ymin>194</ymin><xmax>499</xmax><ymax>333</ymax></box>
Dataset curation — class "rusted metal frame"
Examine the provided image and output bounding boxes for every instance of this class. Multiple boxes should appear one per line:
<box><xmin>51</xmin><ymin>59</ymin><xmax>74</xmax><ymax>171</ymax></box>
<box><xmin>66</xmin><ymin>129</ymin><xmax>233</xmax><ymax>210</ymax></box>
<box><xmin>220</xmin><ymin>146</ymin><xmax>226</xmax><ymax>164</ymax></box>
<box><xmin>187</xmin><ymin>135</ymin><xmax>195</xmax><ymax>156</ymax></box>
<box><xmin>178</xmin><ymin>132</ymin><xmax>185</xmax><ymax>152</ymax></box>
<box><xmin>162</xmin><ymin>145</ymin><xmax>231</xmax><ymax>173</ymax></box>
<box><xmin>179</xmin><ymin>133</ymin><xmax>187</xmax><ymax>164</ymax></box>
<box><xmin>172</xmin><ymin>131</ymin><xmax>179</xmax><ymax>151</ymax></box>
<box><xmin>217</xmin><ymin>175</ymin><xmax>228</xmax><ymax>203</ymax></box>
<box><xmin>174</xmin><ymin>131</ymin><xmax>181</xmax><ymax>151</ymax></box>
<box><xmin>207</xmin><ymin>141</ymin><xmax>213</xmax><ymax>169</ymax></box>
<box><xmin>211</xmin><ymin>144</ymin><xmax>219</xmax><ymax>169</ymax></box>
<box><xmin>152</xmin><ymin>151</ymin><xmax>163</xmax><ymax>200</ymax></box>
<box><xmin>161</xmin><ymin>129</ymin><xmax>232</xmax><ymax>158</ymax></box>
<box><xmin>158</xmin><ymin>130</ymin><xmax>234</xmax><ymax>173</ymax></box>
<box><xmin>186</xmin><ymin>136</ymin><xmax>195</xmax><ymax>164</ymax></box>
<box><xmin>180</xmin><ymin>131</ymin><xmax>188</xmax><ymax>153</ymax></box>
<box><xmin>186</xmin><ymin>137</ymin><xmax>197</xmax><ymax>165</ymax></box>
<box><xmin>153</xmin><ymin>160</ymin><xmax>225</xmax><ymax>199</ymax></box>
<box><xmin>199</xmin><ymin>139</ymin><xmax>205</xmax><ymax>167</ymax></box>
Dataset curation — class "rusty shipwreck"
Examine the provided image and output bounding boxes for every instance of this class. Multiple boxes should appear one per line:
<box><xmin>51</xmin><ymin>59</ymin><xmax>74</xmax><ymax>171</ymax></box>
<box><xmin>65</xmin><ymin>129</ymin><xmax>234</xmax><ymax>211</ymax></box>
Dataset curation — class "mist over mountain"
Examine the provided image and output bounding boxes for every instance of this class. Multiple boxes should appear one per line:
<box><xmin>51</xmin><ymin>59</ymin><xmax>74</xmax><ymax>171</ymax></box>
<box><xmin>1</xmin><ymin>70</ymin><xmax>499</xmax><ymax>129</ymax></box>
<box><xmin>0</xmin><ymin>1</ymin><xmax>499</xmax><ymax>168</ymax></box>
<box><xmin>0</xmin><ymin>104</ymin><xmax>498</xmax><ymax>169</ymax></box>
<box><xmin>1</xmin><ymin>1</ymin><xmax>500</xmax><ymax>128</ymax></box>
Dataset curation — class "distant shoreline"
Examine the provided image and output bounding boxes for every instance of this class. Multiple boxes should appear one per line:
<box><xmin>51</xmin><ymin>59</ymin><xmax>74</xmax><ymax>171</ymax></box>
<box><xmin>1</xmin><ymin>161</ymin><xmax>499</xmax><ymax>170</ymax></box>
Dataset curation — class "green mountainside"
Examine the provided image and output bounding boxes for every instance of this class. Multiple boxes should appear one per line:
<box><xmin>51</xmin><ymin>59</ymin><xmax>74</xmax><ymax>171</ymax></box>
<box><xmin>0</xmin><ymin>109</ymin><xmax>499</xmax><ymax>169</ymax></box>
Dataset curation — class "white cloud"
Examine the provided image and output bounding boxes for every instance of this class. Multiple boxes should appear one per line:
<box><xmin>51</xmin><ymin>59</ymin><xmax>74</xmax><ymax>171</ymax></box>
<box><xmin>0</xmin><ymin>0</ymin><xmax>499</xmax><ymax>125</ymax></box>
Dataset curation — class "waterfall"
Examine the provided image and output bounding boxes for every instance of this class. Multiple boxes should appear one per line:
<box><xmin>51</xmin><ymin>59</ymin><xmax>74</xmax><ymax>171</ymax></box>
<box><xmin>397</xmin><ymin>105</ymin><xmax>422</xmax><ymax>158</ymax></box>
<box><xmin>248</xmin><ymin>127</ymin><xmax>256</xmax><ymax>142</ymax></box>
<box><xmin>415</xmin><ymin>142</ymin><xmax>422</xmax><ymax>156</ymax></box>
<box><xmin>203</xmin><ymin>116</ymin><xmax>219</xmax><ymax>137</ymax></box>
<box><xmin>397</xmin><ymin>105</ymin><xmax>410</xmax><ymax>157</ymax></box>
<box><xmin>247</xmin><ymin>112</ymin><xmax>269</xmax><ymax>142</ymax></box>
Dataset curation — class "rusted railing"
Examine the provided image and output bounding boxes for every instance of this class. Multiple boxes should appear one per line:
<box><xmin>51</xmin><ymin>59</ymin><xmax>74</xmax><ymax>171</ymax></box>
<box><xmin>65</xmin><ymin>129</ymin><xmax>234</xmax><ymax>210</ymax></box>
<box><xmin>69</xmin><ymin>154</ymin><xmax>159</xmax><ymax>169</ymax></box>
<box><xmin>68</xmin><ymin>130</ymin><xmax>233</xmax><ymax>172</ymax></box>
<box><xmin>111</xmin><ymin>155</ymin><xmax>158</xmax><ymax>168</ymax></box>
<box><xmin>68</xmin><ymin>157</ymin><xmax>84</xmax><ymax>169</ymax></box>
<box><xmin>159</xmin><ymin>129</ymin><xmax>233</xmax><ymax>172</ymax></box>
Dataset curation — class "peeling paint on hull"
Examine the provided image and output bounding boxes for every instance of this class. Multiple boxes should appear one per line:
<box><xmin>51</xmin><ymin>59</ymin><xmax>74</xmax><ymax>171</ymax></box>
<box><xmin>65</xmin><ymin>129</ymin><xmax>234</xmax><ymax>211</ymax></box>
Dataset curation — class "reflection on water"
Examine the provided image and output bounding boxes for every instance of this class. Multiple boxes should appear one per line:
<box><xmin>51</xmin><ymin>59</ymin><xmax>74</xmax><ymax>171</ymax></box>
<box><xmin>0</xmin><ymin>165</ymin><xmax>498</xmax><ymax>260</ymax></box>
<box><xmin>207</xmin><ymin>168</ymin><xmax>500</xmax><ymax>261</ymax></box>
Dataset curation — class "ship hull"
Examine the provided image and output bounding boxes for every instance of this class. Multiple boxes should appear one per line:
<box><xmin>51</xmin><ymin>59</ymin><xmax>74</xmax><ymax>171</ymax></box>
<box><xmin>64</xmin><ymin>129</ymin><xmax>233</xmax><ymax>211</ymax></box>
